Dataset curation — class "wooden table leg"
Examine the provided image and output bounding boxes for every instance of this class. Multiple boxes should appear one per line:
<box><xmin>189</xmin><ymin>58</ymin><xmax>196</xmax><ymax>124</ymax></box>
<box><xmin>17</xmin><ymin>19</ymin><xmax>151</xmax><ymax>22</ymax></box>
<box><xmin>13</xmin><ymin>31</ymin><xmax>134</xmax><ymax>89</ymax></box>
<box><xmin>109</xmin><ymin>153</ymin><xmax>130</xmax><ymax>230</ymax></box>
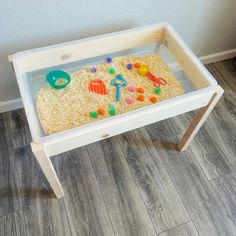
<box><xmin>177</xmin><ymin>85</ymin><xmax>224</xmax><ymax>151</ymax></box>
<box><xmin>31</xmin><ymin>142</ymin><xmax>64</xmax><ymax>198</ymax></box>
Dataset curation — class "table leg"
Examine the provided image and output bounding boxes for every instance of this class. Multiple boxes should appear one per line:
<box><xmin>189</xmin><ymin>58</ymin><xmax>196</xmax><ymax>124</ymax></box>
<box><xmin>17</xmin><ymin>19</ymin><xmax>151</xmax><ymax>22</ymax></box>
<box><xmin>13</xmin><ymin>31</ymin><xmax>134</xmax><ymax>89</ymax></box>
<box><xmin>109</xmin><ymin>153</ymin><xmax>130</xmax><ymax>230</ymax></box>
<box><xmin>31</xmin><ymin>142</ymin><xmax>64</xmax><ymax>198</ymax></box>
<box><xmin>177</xmin><ymin>85</ymin><xmax>224</xmax><ymax>151</ymax></box>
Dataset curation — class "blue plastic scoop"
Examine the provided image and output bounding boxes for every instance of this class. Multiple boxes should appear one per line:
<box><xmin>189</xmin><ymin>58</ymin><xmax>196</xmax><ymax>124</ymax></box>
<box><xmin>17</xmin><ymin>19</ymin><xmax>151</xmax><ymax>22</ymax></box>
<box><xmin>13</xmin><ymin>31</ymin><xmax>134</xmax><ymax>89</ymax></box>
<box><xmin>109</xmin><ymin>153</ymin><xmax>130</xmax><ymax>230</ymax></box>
<box><xmin>111</xmin><ymin>74</ymin><xmax>128</xmax><ymax>101</ymax></box>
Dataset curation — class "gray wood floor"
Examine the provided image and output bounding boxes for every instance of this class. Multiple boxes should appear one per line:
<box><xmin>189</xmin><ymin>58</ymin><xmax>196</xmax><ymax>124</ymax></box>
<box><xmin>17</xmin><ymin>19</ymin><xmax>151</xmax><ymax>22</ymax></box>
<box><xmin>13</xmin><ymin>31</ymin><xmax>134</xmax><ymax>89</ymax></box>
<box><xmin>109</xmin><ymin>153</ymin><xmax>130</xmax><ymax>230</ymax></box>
<box><xmin>0</xmin><ymin>58</ymin><xmax>235</xmax><ymax>236</ymax></box>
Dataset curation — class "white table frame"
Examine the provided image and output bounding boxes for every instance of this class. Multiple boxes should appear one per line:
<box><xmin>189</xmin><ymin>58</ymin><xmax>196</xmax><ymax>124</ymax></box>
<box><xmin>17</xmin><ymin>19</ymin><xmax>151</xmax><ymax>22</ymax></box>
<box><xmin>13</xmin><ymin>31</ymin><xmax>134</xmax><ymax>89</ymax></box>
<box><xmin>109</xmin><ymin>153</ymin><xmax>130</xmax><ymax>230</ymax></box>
<box><xmin>9</xmin><ymin>23</ymin><xmax>223</xmax><ymax>198</ymax></box>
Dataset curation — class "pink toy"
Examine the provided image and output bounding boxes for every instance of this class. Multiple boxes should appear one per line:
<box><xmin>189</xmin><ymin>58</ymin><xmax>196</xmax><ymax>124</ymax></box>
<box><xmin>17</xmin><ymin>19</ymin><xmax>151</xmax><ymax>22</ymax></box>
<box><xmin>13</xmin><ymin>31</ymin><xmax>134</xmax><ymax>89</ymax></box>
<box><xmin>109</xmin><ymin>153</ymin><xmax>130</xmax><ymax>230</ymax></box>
<box><xmin>126</xmin><ymin>97</ymin><xmax>135</xmax><ymax>104</ymax></box>
<box><xmin>128</xmin><ymin>85</ymin><xmax>135</xmax><ymax>93</ymax></box>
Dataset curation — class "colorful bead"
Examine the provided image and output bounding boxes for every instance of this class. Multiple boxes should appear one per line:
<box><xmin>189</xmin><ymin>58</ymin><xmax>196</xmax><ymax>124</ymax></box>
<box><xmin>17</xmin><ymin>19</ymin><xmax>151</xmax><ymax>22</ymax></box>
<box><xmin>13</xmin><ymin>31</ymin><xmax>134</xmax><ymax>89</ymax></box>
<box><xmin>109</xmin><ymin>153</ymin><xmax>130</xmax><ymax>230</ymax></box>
<box><xmin>109</xmin><ymin>108</ymin><xmax>116</xmax><ymax>116</ymax></box>
<box><xmin>134</xmin><ymin>63</ymin><xmax>141</xmax><ymax>68</ymax></box>
<box><xmin>154</xmin><ymin>87</ymin><xmax>161</xmax><ymax>94</ymax></box>
<box><xmin>137</xmin><ymin>87</ymin><xmax>145</xmax><ymax>93</ymax></box>
<box><xmin>150</xmin><ymin>96</ymin><xmax>158</xmax><ymax>103</ymax></box>
<box><xmin>127</xmin><ymin>63</ymin><xmax>133</xmax><ymax>70</ymax></box>
<box><xmin>126</xmin><ymin>97</ymin><xmax>134</xmax><ymax>104</ymax></box>
<box><xmin>90</xmin><ymin>111</ymin><xmax>98</xmax><ymax>118</ymax></box>
<box><xmin>109</xmin><ymin>102</ymin><xmax>116</xmax><ymax>109</ymax></box>
<box><xmin>90</xmin><ymin>67</ymin><xmax>96</xmax><ymax>73</ymax></box>
<box><xmin>106</xmin><ymin>57</ymin><xmax>112</xmax><ymax>63</ymax></box>
<box><xmin>137</xmin><ymin>95</ymin><xmax>145</xmax><ymax>102</ymax></box>
<box><xmin>128</xmin><ymin>85</ymin><xmax>135</xmax><ymax>93</ymax></box>
<box><xmin>138</xmin><ymin>65</ymin><xmax>149</xmax><ymax>76</ymax></box>
<box><xmin>97</xmin><ymin>108</ymin><xmax>105</xmax><ymax>115</ymax></box>
<box><xmin>109</xmin><ymin>67</ymin><xmax>116</xmax><ymax>74</ymax></box>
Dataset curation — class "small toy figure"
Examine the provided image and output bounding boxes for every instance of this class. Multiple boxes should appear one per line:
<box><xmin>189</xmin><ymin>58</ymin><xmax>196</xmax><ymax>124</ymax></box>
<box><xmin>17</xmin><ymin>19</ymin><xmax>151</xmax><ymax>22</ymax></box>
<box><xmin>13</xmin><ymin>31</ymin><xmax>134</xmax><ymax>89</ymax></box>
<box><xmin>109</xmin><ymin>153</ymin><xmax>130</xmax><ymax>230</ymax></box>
<box><xmin>89</xmin><ymin>79</ymin><xmax>108</xmax><ymax>95</ymax></box>
<box><xmin>46</xmin><ymin>70</ymin><xmax>71</xmax><ymax>89</ymax></box>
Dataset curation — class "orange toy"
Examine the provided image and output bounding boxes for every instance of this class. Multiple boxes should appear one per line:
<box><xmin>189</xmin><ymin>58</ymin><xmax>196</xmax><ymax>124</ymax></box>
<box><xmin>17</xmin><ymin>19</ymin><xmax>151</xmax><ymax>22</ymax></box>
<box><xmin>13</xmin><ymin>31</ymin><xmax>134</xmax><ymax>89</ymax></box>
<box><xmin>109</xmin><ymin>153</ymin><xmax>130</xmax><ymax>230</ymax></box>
<box><xmin>134</xmin><ymin>63</ymin><xmax>141</xmax><ymax>68</ymax></box>
<box><xmin>89</xmin><ymin>79</ymin><xmax>108</xmax><ymax>95</ymax></box>
<box><xmin>150</xmin><ymin>96</ymin><xmax>158</xmax><ymax>103</ymax></box>
<box><xmin>97</xmin><ymin>108</ymin><xmax>105</xmax><ymax>115</ymax></box>
<box><xmin>137</xmin><ymin>87</ymin><xmax>145</xmax><ymax>93</ymax></box>
<box><xmin>137</xmin><ymin>95</ymin><xmax>145</xmax><ymax>102</ymax></box>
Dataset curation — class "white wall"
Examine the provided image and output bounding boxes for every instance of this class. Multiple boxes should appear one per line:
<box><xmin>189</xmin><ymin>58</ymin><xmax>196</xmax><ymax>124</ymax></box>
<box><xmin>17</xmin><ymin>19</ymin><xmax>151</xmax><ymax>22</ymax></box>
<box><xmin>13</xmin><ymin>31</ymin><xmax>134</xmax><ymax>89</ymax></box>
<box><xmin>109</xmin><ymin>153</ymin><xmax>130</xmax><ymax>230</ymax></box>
<box><xmin>1</xmin><ymin>0</ymin><xmax>236</xmax><ymax>101</ymax></box>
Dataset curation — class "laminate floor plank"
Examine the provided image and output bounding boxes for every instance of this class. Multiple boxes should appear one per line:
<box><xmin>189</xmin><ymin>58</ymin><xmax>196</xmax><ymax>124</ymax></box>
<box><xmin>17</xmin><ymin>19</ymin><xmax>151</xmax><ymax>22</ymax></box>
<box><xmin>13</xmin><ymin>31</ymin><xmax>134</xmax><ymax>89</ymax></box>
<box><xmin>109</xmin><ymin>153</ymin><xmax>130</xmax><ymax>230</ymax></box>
<box><xmin>116</xmin><ymin>128</ymin><xmax>190</xmax><ymax>233</ymax></box>
<box><xmin>174</xmin><ymin>110</ymin><xmax>235</xmax><ymax>180</ymax></box>
<box><xmin>146</xmin><ymin>126</ymin><xmax>236</xmax><ymax>236</ymax></box>
<box><xmin>14</xmin><ymin>145</ymin><xmax>114</xmax><ymax>236</ymax></box>
<box><xmin>210</xmin><ymin>171</ymin><xmax>236</xmax><ymax>226</ymax></box>
<box><xmin>0</xmin><ymin>203</ymin><xmax>72</xmax><ymax>236</ymax></box>
<box><xmin>158</xmin><ymin>221</ymin><xmax>199</xmax><ymax>236</ymax></box>
<box><xmin>13</xmin><ymin>146</ymin><xmax>55</xmax><ymax>207</ymax></box>
<box><xmin>87</xmin><ymin>138</ymin><xmax>157</xmax><ymax>236</ymax></box>
<box><xmin>0</xmin><ymin>112</ymin><xmax>22</xmax><ymax>217</ymax></box>
<box><xmin>222</xmin><ymin>58</ymin><xmax>236</xmax><ymax>77</ymax></box>
<box><xmin>206</xmin><ymin>59</ymin><xmax>236</xmax><ymax>93</ymax></box>
<box><xmin>0</xmin><ymin>210</ymin><xmax>27</xmax><ymax>236</ymax></box>
<box><xmin>53</xmin><ymin>148</ymin><xmax>115</xmax><ymax>236</ymax></box>
<box><xmin>23</xmin><ymin>202</ymin><xmax>72</xmax><ymax>236</ymax></box>
<box><xmin>8</xmin><ymin>109</ymin><xmax>31</xmax><ymax>149</ymax></box>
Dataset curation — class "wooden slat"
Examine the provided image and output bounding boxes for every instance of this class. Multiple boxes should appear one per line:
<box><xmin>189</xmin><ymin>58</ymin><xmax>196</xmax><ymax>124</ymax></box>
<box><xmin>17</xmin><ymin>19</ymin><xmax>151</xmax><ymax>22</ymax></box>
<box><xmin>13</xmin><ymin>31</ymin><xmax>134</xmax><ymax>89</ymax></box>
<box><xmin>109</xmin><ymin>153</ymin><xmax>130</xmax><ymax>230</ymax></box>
<box><xmin>44</xmin><ymin>90</ymin><xmax>214</xmax><ymax>156</ymax></box>
<box><xmin>0</xmin><ymin>112</ymin><xmax>22</xmax><ymax>217</ymax></box>
<box><xmin>23</xmin><ymin>202</ymin><xmax>72</xmax><ymax>236</ymax></box>
<box><xmin>53</xmin><ymin>148</ymin><xmax>115</xmax><ymax>236</ymax></box>
<box><xmin>147</xmin><ymin>125</ymin><xmax>236</xmax><ymax>235</ymax></box>
<box><xmin>166</xmin><ymin>25</ymin><xmax>217</xmax><ymax>89</ymax></box>
<box><xmin>177</xmin><ymin>86</ymin><xmax>224</xmax><ymax>151</ymax></box>
<box><xmin>87</xmin><ymin>138</ymin><xmax>157</xmax><ymax>236</ymax></box>
<box><xmin>211</xmin><ymin>171</ymin><xmax>236</xmax><ymax>227</ymax></box>
<box><xmin>9</xmin><ymin>109</ymin><xmax>31</xmax><ymax>149</ymax></box>
<box><xmin>14</xmin><ymin>146</ymin><xmax>56</xmax><ymax>206</ymax></box>
<box><xmin>158</xmin><ymin>221</ymin><xmax>199</xmax><ymax>236</ymax></box>
<box><xmin>116</xmin><ymin>129</ymin><xmax>190</xmax><ymax>233</ymax></box>
<box><xmin>15</xmin><ymin>25</ymin><xmax>163</xmax><ymax>72</ymax></box>
<box><xmin>0</xmin><ymin>210</ymin><xmax>26</xmax><ymax>236</ymax></box>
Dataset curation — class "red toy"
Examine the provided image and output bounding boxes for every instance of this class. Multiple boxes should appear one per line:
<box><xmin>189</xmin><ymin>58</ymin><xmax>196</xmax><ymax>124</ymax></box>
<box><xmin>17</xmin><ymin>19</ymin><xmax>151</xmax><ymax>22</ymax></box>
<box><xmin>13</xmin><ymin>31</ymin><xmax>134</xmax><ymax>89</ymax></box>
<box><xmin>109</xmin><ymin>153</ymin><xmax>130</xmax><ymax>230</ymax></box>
<box><xmin>89</xmin><ymin>79</ymin><xmax>108</xmax><ymax>95</ymax></box>
<box><xmin>135</xmin><ymin>64</ymin><xmax>167</xmax><ymax>87</ymax></box>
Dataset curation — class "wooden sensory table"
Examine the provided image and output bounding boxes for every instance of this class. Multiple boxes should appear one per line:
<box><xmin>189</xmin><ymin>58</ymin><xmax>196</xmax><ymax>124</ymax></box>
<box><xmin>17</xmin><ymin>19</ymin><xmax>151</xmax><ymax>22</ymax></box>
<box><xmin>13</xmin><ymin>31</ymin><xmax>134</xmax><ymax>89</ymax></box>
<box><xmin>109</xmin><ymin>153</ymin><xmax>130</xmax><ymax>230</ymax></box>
<box><xmin>9</xmin><ymin>23</ymin><xmax>223</xmax><ymax>198</ymax></box>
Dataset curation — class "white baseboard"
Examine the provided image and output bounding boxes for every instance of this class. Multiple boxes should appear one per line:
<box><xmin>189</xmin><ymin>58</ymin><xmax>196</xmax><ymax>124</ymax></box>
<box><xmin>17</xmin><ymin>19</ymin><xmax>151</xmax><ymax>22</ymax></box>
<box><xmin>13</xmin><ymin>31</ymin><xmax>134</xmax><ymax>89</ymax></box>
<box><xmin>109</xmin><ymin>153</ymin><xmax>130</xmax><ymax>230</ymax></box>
<box><xmin>0</xmin><ymin>98</ymin><xmax>23</xmax><ymax>113</ymax></box>
<box><xmin>1</xmin><ymin>48</ymin><xmax>235</xmax><ymax>114</ymax></box>
<box><xmin>200</xmin><ymin>48</ymin><xmax>236</xmax><ymax>64</ymax></box>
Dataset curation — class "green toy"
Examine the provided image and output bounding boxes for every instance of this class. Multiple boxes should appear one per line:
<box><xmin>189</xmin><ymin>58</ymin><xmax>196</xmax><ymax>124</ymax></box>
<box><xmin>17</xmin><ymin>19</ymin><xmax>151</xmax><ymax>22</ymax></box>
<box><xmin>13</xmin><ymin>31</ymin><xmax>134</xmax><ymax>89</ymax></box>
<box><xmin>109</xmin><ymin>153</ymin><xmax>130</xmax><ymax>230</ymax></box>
<box><xmin>154</xmin><ymin>87</ymin><xmax>161</xmax><ymax>94</ymax></box>
<box><xmin>109</xmin><ymin>108</ymin><xmax>116</xmax><ymax>116</ymax></box>
<box><xmin>46</xmin><ymin>70</ymin><xmax>71</xmax><ymax>89</ymax></box>
<box><xmin>90</xmin><ymin>111</ymin><xmax>98</xmax><ymax>118</ymax></box>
